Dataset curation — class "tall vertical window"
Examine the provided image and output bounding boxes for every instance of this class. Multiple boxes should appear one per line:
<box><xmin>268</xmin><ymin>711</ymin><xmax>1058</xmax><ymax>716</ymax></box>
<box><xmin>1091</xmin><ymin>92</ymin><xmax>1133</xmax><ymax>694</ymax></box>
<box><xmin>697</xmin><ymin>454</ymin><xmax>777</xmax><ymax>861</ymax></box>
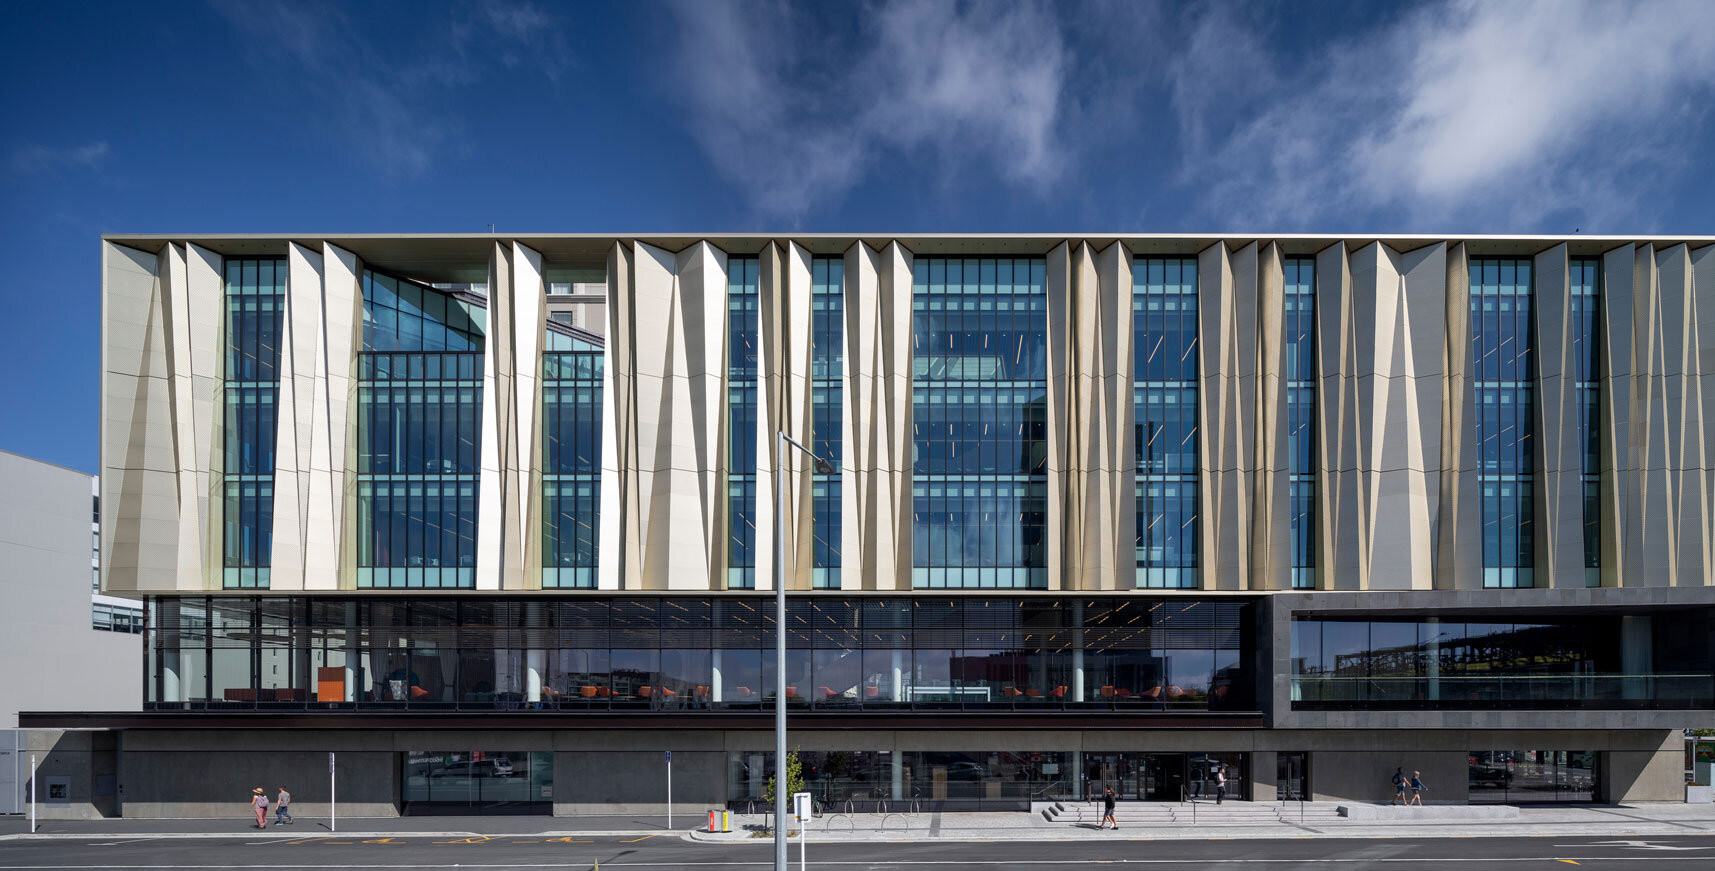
<box><xmin>355</xmin><ymin>270</ymin><xmax>486</xmax><ymax>589</ymax></box>
<box><xmin>1134</xmin><ymin>258</ymin><xmax>1199</xmax><ymax>589</ymax></box>
<box><xmin>910</xmin><ymin>258</ymin><xmax>1049</xmax><ymax>589</ymax></box>
<box><xmin>1570</xmin><ymin>257</ymin><xmax>1601</xmax><ymax>586</ymax></box>
<box><xmin>1470</xmin><ymin>258</ymin><xmax>1534</xmax><ymax>588</ymax></box>
<box><xmin>726</xmin><ymin>257</ymin><xmax>760</xmax><ymax>589</ymax></box>
<box><xmin>811</xmin><ymin>257</ymin><xmax>844</xmax><ymax>589</ymax></box>
<box><xmin>221</xmin><ymin>257</ymin><xmax>285</xmax><ymax>589</ymax></box>
<box><xmin>1284</xmin><ymin>258</ymin><xmax>1317</xmax><ymax>589</ymax></box>
<box><xmin>542</xmin><ymin>328</ymin><xmax>603</xmax><ymax>588</ymax></box>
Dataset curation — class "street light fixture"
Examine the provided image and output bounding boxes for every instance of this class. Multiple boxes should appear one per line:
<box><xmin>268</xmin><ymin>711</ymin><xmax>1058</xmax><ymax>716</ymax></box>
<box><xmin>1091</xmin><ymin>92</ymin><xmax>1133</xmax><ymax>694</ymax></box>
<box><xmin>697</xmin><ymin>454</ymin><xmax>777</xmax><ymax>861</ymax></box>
<box><xmin>774</xmin><ymin>430</ymin><xmax>830</xmax><ymax>871</ymax></box>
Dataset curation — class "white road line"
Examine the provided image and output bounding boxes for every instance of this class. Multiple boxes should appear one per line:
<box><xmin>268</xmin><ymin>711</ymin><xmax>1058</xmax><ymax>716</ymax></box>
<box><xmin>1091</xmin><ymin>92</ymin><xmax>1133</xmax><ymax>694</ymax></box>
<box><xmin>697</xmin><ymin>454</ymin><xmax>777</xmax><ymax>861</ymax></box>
<box><xmin>91</xmin><ymin>838</ymin><xmax>161</xmax><ymax>847</ymax></box>
<box><xmin>7</xmin><ymin>859</ymin><xmax>1715</xmax><ymax>869</ymax></box>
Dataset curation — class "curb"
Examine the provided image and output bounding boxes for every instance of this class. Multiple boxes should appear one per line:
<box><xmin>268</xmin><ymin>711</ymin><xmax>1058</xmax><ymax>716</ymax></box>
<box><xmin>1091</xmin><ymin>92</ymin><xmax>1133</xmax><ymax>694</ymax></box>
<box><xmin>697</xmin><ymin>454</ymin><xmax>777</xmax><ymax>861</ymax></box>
<box><xmin>0</xmin><ymin>830</ymin><xmax>673</xmax><ymax>843</ymax></box>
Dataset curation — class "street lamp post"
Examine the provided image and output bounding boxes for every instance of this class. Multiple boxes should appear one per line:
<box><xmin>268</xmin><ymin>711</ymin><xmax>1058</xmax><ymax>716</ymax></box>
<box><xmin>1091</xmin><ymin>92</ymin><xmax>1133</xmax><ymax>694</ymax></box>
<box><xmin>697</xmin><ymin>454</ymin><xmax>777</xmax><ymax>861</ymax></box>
<box><xmin>775</xmin><ymin>430</ymin><xmax>831</xmax><ymax>871</ymax></box>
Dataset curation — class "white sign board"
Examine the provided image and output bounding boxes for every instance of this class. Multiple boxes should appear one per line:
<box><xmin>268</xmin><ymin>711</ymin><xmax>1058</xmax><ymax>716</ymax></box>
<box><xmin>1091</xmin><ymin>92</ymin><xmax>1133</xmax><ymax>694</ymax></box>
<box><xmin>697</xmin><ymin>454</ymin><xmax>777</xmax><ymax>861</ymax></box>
<box><xmin>792</xmin><ymin>791</ymin><xmax>812</xmax><ymax>822</ymax></box>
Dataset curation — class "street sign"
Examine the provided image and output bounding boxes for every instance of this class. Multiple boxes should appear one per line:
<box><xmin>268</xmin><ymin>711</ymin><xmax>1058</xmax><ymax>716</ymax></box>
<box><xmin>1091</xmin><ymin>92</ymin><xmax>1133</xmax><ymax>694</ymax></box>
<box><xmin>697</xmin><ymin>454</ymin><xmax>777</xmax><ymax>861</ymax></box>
<box><xmin>792</xmin><ymin>791</ymin><xmax>812</xmax><ymax>821</ymax></box>
<box><xmin>665</xmin><ymin>750</ymin><xmax>671</xmax><ymax>762</ymax></box>
<box><xmin>328</xmin><ymin>752</ymin><xmax>335</xmax><ymax>773</ymax></box>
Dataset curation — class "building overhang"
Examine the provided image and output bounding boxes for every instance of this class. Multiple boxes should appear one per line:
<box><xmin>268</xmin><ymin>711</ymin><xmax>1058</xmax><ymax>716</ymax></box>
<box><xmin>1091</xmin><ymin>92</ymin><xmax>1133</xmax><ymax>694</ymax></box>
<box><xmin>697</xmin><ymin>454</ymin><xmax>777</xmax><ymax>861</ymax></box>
<box><xmin>20</xmin><ymin>710</ymin><xmax>1265</xmax><ymax>731</ymax></box>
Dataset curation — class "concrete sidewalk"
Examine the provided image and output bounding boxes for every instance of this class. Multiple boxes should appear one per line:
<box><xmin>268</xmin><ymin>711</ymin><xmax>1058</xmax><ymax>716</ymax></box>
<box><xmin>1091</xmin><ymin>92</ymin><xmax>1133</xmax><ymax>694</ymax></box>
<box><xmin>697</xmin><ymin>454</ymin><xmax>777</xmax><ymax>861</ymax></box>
<box><xmin>691</xmin><ymin>802</ymin><xmax>1715</xmax><ymax>844</ymax></box>
<box><xmin>4</xmin><ymin>803</ymin><xmax>1714</xmax><ymax>844</ymax></box>
<box><xmin>0</xmin><ymin>813</ymin><xmax>679</xmax><ymax>840</ymax></box>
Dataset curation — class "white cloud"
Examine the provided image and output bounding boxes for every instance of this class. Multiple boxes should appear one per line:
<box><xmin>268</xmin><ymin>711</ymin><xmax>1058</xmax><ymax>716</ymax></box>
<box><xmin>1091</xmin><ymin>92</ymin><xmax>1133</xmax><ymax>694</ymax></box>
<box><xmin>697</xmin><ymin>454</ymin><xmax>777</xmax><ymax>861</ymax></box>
<box><xmin>1181</xmin><ymin>0</ymin><xmax>1715</xmax><ymax>230</ymax></box>
<box><xmin>666</xmin><ymin>0</ymin><xmax>1070</xmax><ymax>220</ymax></box>
<box><xmin>9</xmin><ymin>142</ymin><xmax>110</xmax><ymax>176</ymax></box>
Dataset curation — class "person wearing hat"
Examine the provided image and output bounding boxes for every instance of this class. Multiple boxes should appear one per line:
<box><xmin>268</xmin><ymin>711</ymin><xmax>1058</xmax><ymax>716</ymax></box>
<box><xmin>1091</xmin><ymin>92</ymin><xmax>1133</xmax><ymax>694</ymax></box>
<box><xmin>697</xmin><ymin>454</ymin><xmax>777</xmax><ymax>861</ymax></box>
<box><xmin>249</xmin><ymin>788</ymin><xmax>269</xmax><ymax>829</ymax></box>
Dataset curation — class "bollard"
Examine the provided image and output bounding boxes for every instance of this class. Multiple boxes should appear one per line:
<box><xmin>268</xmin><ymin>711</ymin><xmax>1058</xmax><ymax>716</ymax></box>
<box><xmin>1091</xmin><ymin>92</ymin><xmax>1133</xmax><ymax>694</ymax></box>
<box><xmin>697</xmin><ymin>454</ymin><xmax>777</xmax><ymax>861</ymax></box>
<box><xmin>707</xmin><ymin>809</ymin><xmax>730</xmax><ymax>833</ymax></box>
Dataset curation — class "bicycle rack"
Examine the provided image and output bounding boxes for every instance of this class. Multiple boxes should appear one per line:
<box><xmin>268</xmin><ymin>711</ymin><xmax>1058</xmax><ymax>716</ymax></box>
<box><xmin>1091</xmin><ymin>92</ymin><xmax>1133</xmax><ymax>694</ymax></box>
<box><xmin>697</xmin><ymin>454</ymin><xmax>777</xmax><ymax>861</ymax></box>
<box><xmin>880</xmin><ymin>813</ymin><xmax>910</xmax><ymax>830</ymax></box>
<box><xmin>824</xmin><ymin>813</ymin><xmax>856</xmax><ymax>831</ymax></box>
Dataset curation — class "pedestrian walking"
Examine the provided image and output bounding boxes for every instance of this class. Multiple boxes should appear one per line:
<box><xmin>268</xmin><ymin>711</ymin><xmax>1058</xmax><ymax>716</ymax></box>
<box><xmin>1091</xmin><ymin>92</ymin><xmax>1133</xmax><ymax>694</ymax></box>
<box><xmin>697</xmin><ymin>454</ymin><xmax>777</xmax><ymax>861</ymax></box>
<box><xmin>1100</xmin><ymin>786</ymin><xmax>1118</xmax><ymax>830</ymax></box>
<box><xmin>248</xmin><ymin>788</ymin><xmax>268</xmax><ymax>829</ymax></box>
<box><xmin>274</xmin><ymin>786</ymin><xmax>294</xmax><ymax>825</ymax></box>
<box><xmin>1215</xmin><ymin>765</ymin><xmax>1228</xmax><ymax>805</ymax></box>
<box><xmin>1389</xmin><ymin>767</ymin><xmax>1407</xmax><ymax>805</ymax></box>
<box><xmin>1408</xmin><ymin>771</ymin><xmax>1428</xmax><ymax>806</ymax></box>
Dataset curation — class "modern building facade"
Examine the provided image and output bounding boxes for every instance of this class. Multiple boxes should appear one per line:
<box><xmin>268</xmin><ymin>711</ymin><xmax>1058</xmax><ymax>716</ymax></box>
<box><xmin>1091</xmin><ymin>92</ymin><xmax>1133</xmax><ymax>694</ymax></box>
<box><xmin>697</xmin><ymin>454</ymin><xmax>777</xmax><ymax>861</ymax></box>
<box><xmin>23</xmin><ymin>233</ymin><xmax>1715</xmax><ymax>817</ymax></box>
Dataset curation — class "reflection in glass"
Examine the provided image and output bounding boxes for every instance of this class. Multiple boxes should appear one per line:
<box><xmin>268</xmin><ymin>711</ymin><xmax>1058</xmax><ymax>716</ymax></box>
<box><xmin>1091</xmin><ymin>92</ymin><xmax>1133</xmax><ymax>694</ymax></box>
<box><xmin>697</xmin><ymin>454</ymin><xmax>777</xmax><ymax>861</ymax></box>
<box><xmin>1135</xmin><ymin>258</ymin><xmax>1199</xmax><ymax>588</ymax></box>
<box><xmin>222</xmin><ymin>258</ymin><xmax>286</xmax><ymax>588</ymax></box>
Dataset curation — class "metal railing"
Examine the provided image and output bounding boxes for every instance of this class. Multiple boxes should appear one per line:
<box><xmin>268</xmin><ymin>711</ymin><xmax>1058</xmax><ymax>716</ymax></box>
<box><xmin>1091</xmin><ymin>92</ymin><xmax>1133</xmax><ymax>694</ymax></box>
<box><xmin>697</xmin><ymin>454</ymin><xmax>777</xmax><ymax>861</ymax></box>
<box><xmin>1290</xmin><ymin>674</ymin><xmax>1714</xmax><ymax>708</ymax></box>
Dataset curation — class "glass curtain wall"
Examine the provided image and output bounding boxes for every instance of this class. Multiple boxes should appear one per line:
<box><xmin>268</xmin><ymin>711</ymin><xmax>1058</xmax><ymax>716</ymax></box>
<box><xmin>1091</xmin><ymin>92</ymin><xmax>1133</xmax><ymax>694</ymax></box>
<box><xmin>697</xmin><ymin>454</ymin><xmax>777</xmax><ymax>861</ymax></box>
<box><xmin>911</xmin><ymin>258</ymin><xmax>1050</xmax><ymax>589</ymax></box>
<box><xmin>1469</xmin><ymin>751</ymin><xmax>1598</xmax><ymax>803</ymax></box>
<box><xmin>542</xmin><ymin>328</ymin><xmax>603</xmax><ymax>588</ymax></box>
<box><xmin>1290</xmin><ymin>615</ymin><xmax>1714</xmax><ymax>709</ymax></box>
<box><xmin>1570</xmin><ymin>258</ymin><xmax>1601</xmax><ymax>586</ymax></box>
<box><xmin>355</xmin><ymin>270</ymin><xmax>486</xmax><ymax>588</ymax></box>
<box><xmin>1134</xmin><ymin>258</ymin><xmax>1200</xmax><ymax>588</ymax></box>
<box><xmin>1284</xmin><ymin>257</ymin><xmax>1316</xmax><ymax>589</ymax></box>
<box><xmin>221</xmin><ymin>257</ymin><xmax>286</xmax><ymax>588</ymax></box>
<box><xmin>145</xmin><ymin>595</ymin><xmax>1253</xmax><ymax>713</ymax></box>
<box><xmin>727</xmin><ymin>257</ymin><xmax>760</xmax><ymax>589</ymax></box>
<box><xmin>1470</xmin><ymin>258</ymin><xmax>1535</xmax><ymax>588</ymax></box>
<box><xmin>811</xmin><ymin>257</ymin><xmax>844</xmax><ymax>588</ymax></box>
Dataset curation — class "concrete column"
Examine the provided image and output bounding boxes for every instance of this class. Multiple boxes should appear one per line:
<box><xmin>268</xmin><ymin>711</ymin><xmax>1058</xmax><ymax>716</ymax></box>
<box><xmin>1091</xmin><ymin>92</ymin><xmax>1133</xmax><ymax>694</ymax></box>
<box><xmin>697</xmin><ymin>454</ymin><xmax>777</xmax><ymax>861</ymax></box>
<box><xmin>890</xmin><ymin>650</ymin><xmax>904</xmax><ymax>702</ymax></box>
<box><xmin>890</xmin><ymin>750</ymin><xmax>904</xmax><ymax>801</ymax></box>
<box><xmin>1251</xmin><ymin>750</ymin><xmax>1278</xmax><ymax>802</ymax></box>
<box><xmin>1425</xmin><ymin>617</ymin><xmax>1441</xmax><ymax>701</ymax></box>
<box><xmin>1072</xmin><ymin>599</ymin><xmax>1085</xmax><ymax>702</ymax></box>
<box><xmin>526</xmin><ymin>649</ymin><xmax>546</xmax><ymax>703</ymax></box>
<box><xmin>711</xmin><ymin>649</ymin><xmax>724</xmax><ymax>703</ymax></box>
<box><xmin>1621</xmin><ymin>616</ymin><xmax>1652</xmax><ymax>700</ymax></box>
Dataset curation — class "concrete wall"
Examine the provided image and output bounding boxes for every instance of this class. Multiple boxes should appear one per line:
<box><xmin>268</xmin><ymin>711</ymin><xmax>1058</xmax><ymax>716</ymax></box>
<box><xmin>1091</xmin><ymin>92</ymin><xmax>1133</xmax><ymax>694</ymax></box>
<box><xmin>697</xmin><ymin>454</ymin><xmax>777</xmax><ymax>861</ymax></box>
<box><xmin>88</xmin><ymin>725</ymin><xmax>1688</xmax><ymax>816</ymax></box>
<box><xmin>0</xmin><ymin>450</ymin><xmax>141</xmax><ymax>727</ymax></box>
<box><xmin>21</xmin><ymin>729</ymin><xmax>119</xmax><ymax>819</ymax></box>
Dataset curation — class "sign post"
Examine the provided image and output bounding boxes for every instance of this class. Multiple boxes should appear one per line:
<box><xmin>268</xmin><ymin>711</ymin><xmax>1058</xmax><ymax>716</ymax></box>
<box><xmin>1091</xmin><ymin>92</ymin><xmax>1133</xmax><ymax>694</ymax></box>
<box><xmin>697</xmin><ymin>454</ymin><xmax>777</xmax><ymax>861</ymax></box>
<box><xmin>329</xmin><ymin>752</ymin><xmax>336</xmax><ymax>833</ymax></box>
<box><xmin>792</xmin><ymin>791</ymin><xmax>812</xmax><ymax>871</ymax></box>
<box><xmin>665</xmin><ymin>750</ymin><xmax>672</xmax><ymax>830</ymax></box>
<box><xmin>29</xmin><ymin>754</ymin><xmax>37</xmax><ymax>833</ymax></box>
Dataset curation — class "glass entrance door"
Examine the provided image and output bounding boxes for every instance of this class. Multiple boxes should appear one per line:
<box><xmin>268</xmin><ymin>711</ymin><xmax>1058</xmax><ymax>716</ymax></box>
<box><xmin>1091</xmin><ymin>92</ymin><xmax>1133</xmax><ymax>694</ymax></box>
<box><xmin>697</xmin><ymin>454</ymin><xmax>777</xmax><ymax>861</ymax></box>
<box><xmin>1469</xmin><ymin>750</ymin><xmax>1598</xmax><ymax>803</ymax></box>
<box><xmin>403</xmin><ymin>751</ymin><xmax>554</xmax><ymax>815</ymax></box>
<box><xmin>1141</xmin><ymin>753</ymin><xmax>1185</xmax><ymax>801</ymax></box>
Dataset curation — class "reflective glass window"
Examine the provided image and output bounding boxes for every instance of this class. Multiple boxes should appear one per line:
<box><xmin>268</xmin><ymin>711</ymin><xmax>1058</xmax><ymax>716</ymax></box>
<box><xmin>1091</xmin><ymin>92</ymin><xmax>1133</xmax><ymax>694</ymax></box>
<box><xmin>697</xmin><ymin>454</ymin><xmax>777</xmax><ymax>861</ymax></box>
<box><xmin>356</xmin><ymin>270</ymin><xmax>485</xmax><ymax>588</ymax></box>
<box><xmin>727</xmin><ymin>257</ymin><xmax>760</xmax><ymax>588</ymax></box>
<box><xmin>222</xmin><ymin>257</ymin><xmax>286</xmax><ymax>588</ymax></box>
<box><xmin>1570</xmin><ymin>257</ymin><xmax>1601</xmax><ymax>585</ymax></box>
<box><xmin>542</xmin><ymin>330</ymin><xmax>603</xmax><ymax>588</ymax></box>
<box><xmin>1470</xmin><ymin>258</ymin><xmax>1535</xmax><ymax>588</ymax></box>
<box><xmin>812</xmin><ymin>257</ymin><xmax>844</xmax><ymax>588</ymax></box>
<box><xmin>1135</xmin><ymin>258</ymin><xmax>1199</xmax><ymax>588</ymax></box>
<box><xmin>911</xmin><ymin>258</ymin><xmax>1049</xmax><ymax>589</ymax></box>
<box><xmin>1284</xmin><ymin>257</ymin><xmax>1316</xmax><ymax>588</ymax></box>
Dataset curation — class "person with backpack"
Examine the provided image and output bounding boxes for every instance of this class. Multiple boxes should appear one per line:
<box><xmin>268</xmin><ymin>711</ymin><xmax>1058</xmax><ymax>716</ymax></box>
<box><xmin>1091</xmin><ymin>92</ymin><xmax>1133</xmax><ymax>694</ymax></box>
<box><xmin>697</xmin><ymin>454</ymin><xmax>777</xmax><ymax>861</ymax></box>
<box><xmin>1408</xmin><ymin>771</ymin><xmax>1428</xmax><ymax>806</ymax></box>
<box><xmin>248</xmin><ymin>788</ymin><xmax>268</xmax><ymax>829</ymax></box>
<box><xmin>1390</xmin><ymin>767</ymin><xmax>1407</xmax><ymax>805</ymax></box>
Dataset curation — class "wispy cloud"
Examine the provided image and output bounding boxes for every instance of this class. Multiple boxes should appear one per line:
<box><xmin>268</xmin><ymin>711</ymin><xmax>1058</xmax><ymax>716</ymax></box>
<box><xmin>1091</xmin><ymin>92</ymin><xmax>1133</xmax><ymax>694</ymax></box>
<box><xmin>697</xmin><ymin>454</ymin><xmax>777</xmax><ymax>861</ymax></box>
<box><xmin>1177</xmin><ymin>0</ymin><xmax>1715</xmax><ymax>230</ymax></box>
<box><xmin>9</xmin><ymin>142</ymin><xmax>110</xmax><ymax>176</ymax></box>
<box><xmin>667</xmin><ymin>0</ymin><xmax>1071</xmax><ymax>220</ymax></box>
<box><xmin>211</xmin><ymin>0</ymin><xmax>568</xmax><ymax>177</ymax></box>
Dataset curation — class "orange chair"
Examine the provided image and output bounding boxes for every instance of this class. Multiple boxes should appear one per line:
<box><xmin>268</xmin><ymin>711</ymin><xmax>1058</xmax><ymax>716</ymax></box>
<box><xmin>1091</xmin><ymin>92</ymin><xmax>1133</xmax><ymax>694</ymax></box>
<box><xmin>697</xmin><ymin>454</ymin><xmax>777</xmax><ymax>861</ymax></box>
<box><xmin>661</xmin><ymin>687</ymin><xmax>677</xmax><ymax>698</ymax></box>
<box><xmin>409</xmin><ymin>685</ymin><xmax>430</xmax><ymax>701</ymax></box>
<box><xmin>638</xmin><ymin>686</ymin><xmax>654</xmax><ymax>699</ymax></box>
<box><xmin>1165</xmin><ymin>685</ymin><xmax>1185</xmax><ymax>699</ymax></box>
<box><xmin>1048</xmin><ymin>685</ymin><xmax>1068</xmax><ymax>699</ymax></box>
<box><xmin>1115</xmin><ymin>688</ymin><xmax>1133</xmax><ymax>700</ymax></box>
<box><xmin>785</xmin><ymin>686</ymin><xmax>799</xmax><ymax>699</ymax></box>
<box><xmin>1100</xmin><ymin>686</ymin><xmax>1116</xmax><ymax>699</ymax></box>
<box><xmin>864</xmin><ymin>685</ymin><xmax>880</xmax><ymax>699</ymax></box>
<box><xmin>1024</xmin><ymin>688</ymin><xmax>1043</xmax><ymax>699</ymax></box>
<box><xmin>1002</xmin><ymin>686</ymin><xmax>1023</xmax><ymax>698</ymax></box>
<box><xmin>820</xmin><ymin>686</ymin><xmax>838</xmax><ymax>699</ymax></box>
<box><xmin>580</xmin><ymin>685</ymin><xmax>598</xmax><ymax>698</ymax></box>
<box><xmin>732</xmin><ymin>686</ymin><xmax>755</xmax><ymax>698</ymax></box>
<box><xmin>693</xmin><ymin>685</ymin><xmax>710</xmax><ymax>699</ymax></box>
<box><xmin>1142</xmin><ymin>686</ymin><xmax>1162</xmax><ymax>700</ymax></box>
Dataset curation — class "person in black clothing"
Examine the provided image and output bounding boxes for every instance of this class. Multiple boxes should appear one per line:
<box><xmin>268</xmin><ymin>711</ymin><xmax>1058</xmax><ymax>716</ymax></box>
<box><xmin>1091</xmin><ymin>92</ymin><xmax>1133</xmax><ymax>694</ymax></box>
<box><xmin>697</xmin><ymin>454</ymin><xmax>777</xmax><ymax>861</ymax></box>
<box><xmin>1100</xmin><ymin>786</ymin><xmax>1118</xmax><ymax>830</ymax></box>
<box><xmin>1215</xmin><ymin>765</ymin><xmax>1228</xmax><ymax>805</ymax></box>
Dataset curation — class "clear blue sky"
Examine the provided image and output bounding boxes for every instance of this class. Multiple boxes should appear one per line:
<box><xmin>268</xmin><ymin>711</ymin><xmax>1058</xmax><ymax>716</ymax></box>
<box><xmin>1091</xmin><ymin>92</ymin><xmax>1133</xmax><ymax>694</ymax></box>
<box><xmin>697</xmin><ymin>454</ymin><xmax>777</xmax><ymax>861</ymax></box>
<box><xmin>2</xmin><ymin>0</ymin><xmax>1711</xmax><ymax>474</ymax></box>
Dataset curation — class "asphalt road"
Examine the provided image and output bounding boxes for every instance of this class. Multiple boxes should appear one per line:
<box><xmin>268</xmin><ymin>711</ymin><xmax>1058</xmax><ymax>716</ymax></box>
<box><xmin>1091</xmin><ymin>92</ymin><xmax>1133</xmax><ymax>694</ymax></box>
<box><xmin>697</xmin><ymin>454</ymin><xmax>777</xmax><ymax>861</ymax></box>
<box><xmin>2</xmin><ymin>833</ymin><xmax>1714</xmax><ymax>870</ymax></box>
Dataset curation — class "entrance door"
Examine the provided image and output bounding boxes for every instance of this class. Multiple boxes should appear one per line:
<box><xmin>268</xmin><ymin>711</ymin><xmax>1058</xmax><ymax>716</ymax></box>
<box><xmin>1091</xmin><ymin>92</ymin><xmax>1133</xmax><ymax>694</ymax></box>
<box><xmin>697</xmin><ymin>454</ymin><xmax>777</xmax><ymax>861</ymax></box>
<box><xmin>1142</xmin><ymin>753</ymin><xmax>1186</xmax><ymax>801</ymax></box>
<box><xmin>403</xmin><ymin>751</ymin><xmax>553</xmax><ymax>815</ymax></box>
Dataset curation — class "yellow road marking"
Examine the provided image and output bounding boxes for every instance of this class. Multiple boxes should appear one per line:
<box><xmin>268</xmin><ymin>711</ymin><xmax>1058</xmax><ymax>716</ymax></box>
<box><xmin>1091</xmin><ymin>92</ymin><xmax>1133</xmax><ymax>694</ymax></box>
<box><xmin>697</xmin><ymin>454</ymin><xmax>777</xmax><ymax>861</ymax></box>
<box><xmin>547</xmin><ymin>837</ymin><xmax>593</xmax><ymax>843</ymax></box>
<box><xmin>1558</xmin><ymin>861</ymin><xmax>1581</xmax><ymax>866</ymax></box>
<box><xmin>282</xmin><ymin>838</ymin><xmax>323</xmax><ymax>845</ymax></box>
<box><xmin>621</xmin><ymin>835</ymin><xmax>656</xmax><ymax>843</ymax></box>
<box><xmin>434</xmin><ymin>836</ymin><xmax>497</xmax><ymax>844</ymax></box>
<box><xmin>362</xmin><ymin>838</ymin><xmax>401</xmax><ymax>844</ymax></box>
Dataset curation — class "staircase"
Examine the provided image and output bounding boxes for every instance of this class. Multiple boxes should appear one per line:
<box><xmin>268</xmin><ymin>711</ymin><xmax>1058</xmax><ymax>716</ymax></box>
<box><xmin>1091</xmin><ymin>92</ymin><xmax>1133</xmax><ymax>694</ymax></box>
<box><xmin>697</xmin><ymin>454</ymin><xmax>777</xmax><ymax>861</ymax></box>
<box><xmin>1039</xmin><ymin>800</ymin><xmax>1345</xmax><ymax>826</ymax></box>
